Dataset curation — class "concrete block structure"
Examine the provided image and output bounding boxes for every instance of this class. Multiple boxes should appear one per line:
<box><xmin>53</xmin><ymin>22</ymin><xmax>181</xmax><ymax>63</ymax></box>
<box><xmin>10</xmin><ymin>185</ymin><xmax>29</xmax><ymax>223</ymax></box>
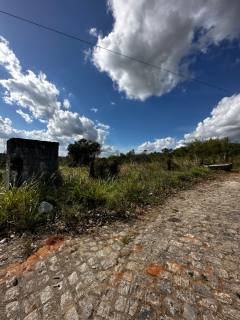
<box><xmin>6</xmin><ymin>138</ymin><xmax>59</xmax><ymax>186</ymax></box>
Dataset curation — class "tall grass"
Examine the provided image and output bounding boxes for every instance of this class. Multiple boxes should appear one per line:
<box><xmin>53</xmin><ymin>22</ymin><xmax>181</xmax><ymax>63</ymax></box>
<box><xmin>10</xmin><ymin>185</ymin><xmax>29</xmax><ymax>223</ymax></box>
<box><xmin>0</xmin><ymin>162</ymin><xmax>212</xmax><ymax>233</ymax></box>
<box><xmin>232</xmin><ymin>156</ymin><xmax>240</xmax><ymax>170</ymax></box>
<box><xmin>0</xmin><ymin>182</ymin><xmax>42</xmax><ymax>232</ymax></box>
<box><xmin>58</xmin><ymin>163</ymin><xmax>211</xmax><ymax>226</ymax></box>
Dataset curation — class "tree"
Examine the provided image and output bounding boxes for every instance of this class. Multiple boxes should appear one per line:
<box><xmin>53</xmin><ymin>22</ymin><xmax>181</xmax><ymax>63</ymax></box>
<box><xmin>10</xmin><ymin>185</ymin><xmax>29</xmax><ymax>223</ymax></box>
<box><xmin>67</xmin><ymin>139</ymin><xmax>101</xmax><ymax>166</ymax></box>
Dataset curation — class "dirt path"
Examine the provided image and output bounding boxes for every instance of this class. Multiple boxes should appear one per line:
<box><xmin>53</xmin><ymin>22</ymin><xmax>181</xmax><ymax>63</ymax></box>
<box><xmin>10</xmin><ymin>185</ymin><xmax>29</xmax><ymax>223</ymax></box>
<box><xmin>0</xmin><ymin>174</ymin><xmax>239</xmax><ymax>320</ymax></box>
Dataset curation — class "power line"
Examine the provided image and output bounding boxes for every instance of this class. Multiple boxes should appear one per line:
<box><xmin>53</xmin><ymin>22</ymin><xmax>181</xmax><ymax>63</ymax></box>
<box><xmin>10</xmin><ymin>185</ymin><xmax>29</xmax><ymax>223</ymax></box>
<box><xmin>0</xmin><ymin>9</ymin><xmax>230</xmax><ymax>93</ymax></box>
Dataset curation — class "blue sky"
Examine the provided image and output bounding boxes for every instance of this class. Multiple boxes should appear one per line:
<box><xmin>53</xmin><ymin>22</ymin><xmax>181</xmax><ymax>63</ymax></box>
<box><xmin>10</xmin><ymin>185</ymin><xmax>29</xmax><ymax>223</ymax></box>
<box><xmin>0</xmin><ymin>0</ymin><xmax>240</xmax><ymax>154</ymax></box>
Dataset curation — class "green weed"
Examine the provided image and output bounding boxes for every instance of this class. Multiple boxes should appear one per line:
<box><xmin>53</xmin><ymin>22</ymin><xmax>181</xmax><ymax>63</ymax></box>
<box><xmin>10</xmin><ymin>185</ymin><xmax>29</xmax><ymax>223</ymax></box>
<box><xmin>0</xmin><ymin>181</ymin><xmax>45</xmax><ymax>231</ymax></box>
<box><xmin>0</xmin><ymin>162</ymin><xmax>212</xmax><ymax>233</ymax></box>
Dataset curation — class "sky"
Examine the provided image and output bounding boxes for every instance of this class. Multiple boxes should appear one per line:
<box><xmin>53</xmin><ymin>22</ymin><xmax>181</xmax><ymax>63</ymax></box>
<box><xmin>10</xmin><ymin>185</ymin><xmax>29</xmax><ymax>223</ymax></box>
<box><xmin>0</xmin><ymin>0</ymin><xmax>240</xmax><ymax>155</ymax></box>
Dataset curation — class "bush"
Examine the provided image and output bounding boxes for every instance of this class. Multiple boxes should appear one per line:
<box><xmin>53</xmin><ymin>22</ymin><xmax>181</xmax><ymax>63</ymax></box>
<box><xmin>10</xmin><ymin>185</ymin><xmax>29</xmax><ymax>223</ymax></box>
<box><xmin>0</xmin><ymin>182</ymin><xmax>47</xmax><ymax>232</ymax></box>
<box><xmin>91</xmin><ymin>158</ymin><xmax>120</xmax><ymax>179</ymax></box>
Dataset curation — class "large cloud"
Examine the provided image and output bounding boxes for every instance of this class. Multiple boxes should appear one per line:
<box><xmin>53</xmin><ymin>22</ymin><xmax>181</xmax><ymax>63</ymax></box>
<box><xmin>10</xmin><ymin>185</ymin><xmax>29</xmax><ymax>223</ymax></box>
<box><xmin>138</xmin><ymin>93</ymin><xmax>240</xmax><ymax>152</ymax></box>
<box><xmin>185</xmin><ymin>94</ymin><xmax>240</xmax><ymax>142</ymax></box>
<box><xmin>0</xmin><ymin>70</ymin><xmax>61</xmax><ymax>121</ymax></box>
<box><xmin>0</xmin><ymin>36</ymin><xmax>109</xmax><ymax>154</ymax></box>
<box><xmin>92</xmin><ymin>0</ymin><xmax>240</xmax><ymax>100</ymax></box>
<box><xmin>137</xmin><ymin>137</ymin><xmax>177</xmax><ymax>153</ymax></box>
<box><xmin>0</xmin><ymin>112</ymin><xmax>109</xmax><ymax>154</ymax></box>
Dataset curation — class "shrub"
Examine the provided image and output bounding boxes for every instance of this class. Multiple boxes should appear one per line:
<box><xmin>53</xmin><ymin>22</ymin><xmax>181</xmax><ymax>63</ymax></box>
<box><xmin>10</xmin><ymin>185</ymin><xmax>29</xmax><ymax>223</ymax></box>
<box><xmin>91</xmin><ymin>158</ymin><xmax>120</xmax><ymax>179</ymax></box>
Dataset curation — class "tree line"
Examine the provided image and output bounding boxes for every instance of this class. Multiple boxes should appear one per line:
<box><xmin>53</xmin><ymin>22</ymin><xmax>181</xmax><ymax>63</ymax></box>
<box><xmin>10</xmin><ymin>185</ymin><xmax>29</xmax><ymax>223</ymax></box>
<box><xmin>1</xmin><ymin>137</ymin><xmax>240</xmax><ymax>171</ymax></box>
<box><xmin>64</xmin><ymin>137</ymin><xmax>240</xmax><ymax>177</ymax></box>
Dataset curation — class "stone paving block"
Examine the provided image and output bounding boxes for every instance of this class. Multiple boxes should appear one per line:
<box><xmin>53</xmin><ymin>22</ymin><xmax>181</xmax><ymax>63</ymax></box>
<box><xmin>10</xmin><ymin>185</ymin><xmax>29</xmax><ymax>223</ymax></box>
<box><xmin>5</xmin><ymin>286</ymin><xmax>19</xmax><ymax>301</ymax></box>
<box><xmin>115</xmin><ymin>295</ymin><xmax>127</xmax><ymax>313</ymax></box>
<box><xmin>117</xmin><ymin>280</ymin><xmax>132</xmax><ymax>296</ymax></box>
<box><xmin>37</xmin><ymin>275</ymin><xmax>49</xmax><ymax>287</ymax></box>
<box><xmin>23</xmin><ymin>280</ymin><xmax>35</xmax><ymax>295</ymax></box>
<box><xmin>78</xmin><ymin>263</ymin><xmax>88</xmax><ymax>273</ymax></box>
<box><xmin>6</xmin><ymin>301</ymin><xmax>19</xmax><ymax>318</ymax></box>
<box><xmin>23</xmin><ymin>293</ymin><xmax>40</xmax><ymax>314</ymax></box>
<box><xmin>61</xmin><ymin>291</ymin><xmax>74</xmax><ymax>311</ymax></box>
<box><xmin>68</xmin><ymin>272</ymin><xmax>78</xmax><ymax>286</ymax></box>
<box><xmin>42</xmin><ymin>300</ymin><xmax>60</xmax><ymax>320</ymax></box>
<box><xmin>64</xmin><ymin>306</ymin><xmax>79</xmax><ymax>320</ymax></box>
<box><xmin>96</xmin><ymin>300</ymin><xmax>111</xmax><ymax>318</ymax></box>
<box><xmin>128</xmin><ymin>299</ymin><xmax>139</xmax><ymax>317</ymax></box>
<box><xmin>40</xmin><ymin>286</ymin><xmax>53</xmax><ymax>304</ymax></box>
<box><xmin>78</xmin><ymin>296</ymin><xmax>94</xmax><ymax>319</ymax></box>
<box><xmin>23</xmin><ymin>309</ymin><xmax>39</xmax><ymax>320</ymax></box>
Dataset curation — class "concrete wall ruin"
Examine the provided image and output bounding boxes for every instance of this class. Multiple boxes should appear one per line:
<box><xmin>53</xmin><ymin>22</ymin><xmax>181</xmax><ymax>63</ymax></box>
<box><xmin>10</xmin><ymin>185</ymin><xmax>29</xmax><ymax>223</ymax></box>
<box><xmin>6</xmin><ymin>138</ymin><xmax>59</xmax><ymax>186</ymax></box>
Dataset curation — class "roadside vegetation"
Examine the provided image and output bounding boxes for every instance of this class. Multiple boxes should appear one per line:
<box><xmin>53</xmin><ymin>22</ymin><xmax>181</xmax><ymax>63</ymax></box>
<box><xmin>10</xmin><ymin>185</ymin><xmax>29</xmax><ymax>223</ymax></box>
<box><xmin>0</xmin><ymin>137</ymin><xmax>239</xmax><ymax>234</ymax></box>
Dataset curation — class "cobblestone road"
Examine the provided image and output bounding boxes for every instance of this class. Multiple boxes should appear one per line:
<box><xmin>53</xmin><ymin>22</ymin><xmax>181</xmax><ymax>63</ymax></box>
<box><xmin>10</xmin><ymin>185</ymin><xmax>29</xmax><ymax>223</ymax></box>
<box><xmin>0</xmin><ymin>174</ymin><xmax>240</xmax><ymax>319</ymax></box>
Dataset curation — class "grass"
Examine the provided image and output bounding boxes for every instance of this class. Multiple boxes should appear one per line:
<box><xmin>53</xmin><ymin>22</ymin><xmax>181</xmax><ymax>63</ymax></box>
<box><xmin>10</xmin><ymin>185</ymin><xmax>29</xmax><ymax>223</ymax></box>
<box><xmin>0</xmin><ymin>162</ymin><xmax>213</xmax><ymax>234</ymax></box>
<box><xmin>232</xmin><ymin>157</ymin><xmax>240</xmax><ymax>170</ymax></box>
<box><xmin>0</xmin><ymin>181</ymin><xmax>43</xmax><ymax>232</ymax></box>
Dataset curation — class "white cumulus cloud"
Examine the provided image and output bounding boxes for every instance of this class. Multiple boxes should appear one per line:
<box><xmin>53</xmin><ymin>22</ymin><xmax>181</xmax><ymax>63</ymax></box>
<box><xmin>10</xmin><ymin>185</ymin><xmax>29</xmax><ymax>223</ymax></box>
<box><xmin>0</xmin><ymin>69</ymin><xmax>61</xmax><ymax>121</ymax></box>
<box><xmin>137</xmin><ymin>137</ymin><xmax>177</xmax><ymax>153</ymax></box>
<box><xmin>184</xmin><ymin>94</ymin><xmax>240</xmax><ymax>142</ymax></box>
<box><xmin>92</xmin><ymin>0</ymin><xmax>240</xmax><ymax>100</ymax></box>
<box><xmin>16</xmin><ymin>109</ymin><xmax>33</xmax><ymax>124</ymax></box>
<box><xmin>47</xmin><ymin>110</ymin><xmax>105</xmax><ymax>142</ymax></box>
<box><xmin>100</xmin><ymin>144</ymin><xmax>120</xmax><ymax>157</ymax></box>
<box><xmin>137</xmin><ymin>93</ymin><xmax>240</xmax><ymax>152</ymax></box>
<box><xmin>0</xmin><ymin>36</ymin><xmax>110</xmax><ymax>154</ymax></box>
<box><xmin>0</xmin><ymin>36</ymin><xmax>21</xmax><ymax>78</ymax></box>
<box><xmin>0</xmin><ymin>116</ymin><xmax>14</xmax><ymax>139</ymax></box>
